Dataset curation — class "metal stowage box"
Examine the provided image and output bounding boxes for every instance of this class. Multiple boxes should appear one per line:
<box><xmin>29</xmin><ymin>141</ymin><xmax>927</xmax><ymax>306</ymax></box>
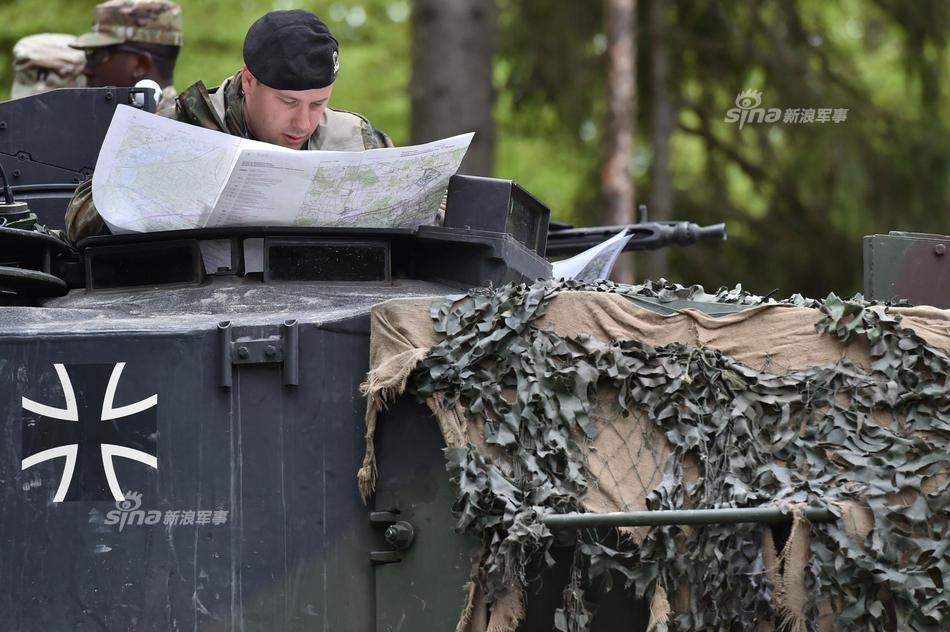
<box><xmin>864</xmin><ymin>231</ymin><xmax>950</xmax><ymax>308</ymax></box>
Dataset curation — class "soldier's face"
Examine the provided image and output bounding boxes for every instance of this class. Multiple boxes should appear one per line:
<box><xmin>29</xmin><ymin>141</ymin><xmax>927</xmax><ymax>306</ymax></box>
<box><xmin>241</xmin><ymin>67</ymin><xmax>333</xmax><ymax>149</ymax></box>
<box><xmin>83</xmin><ymin>46</ymin><xmax>147</xmax><ymax>88</ymax></box>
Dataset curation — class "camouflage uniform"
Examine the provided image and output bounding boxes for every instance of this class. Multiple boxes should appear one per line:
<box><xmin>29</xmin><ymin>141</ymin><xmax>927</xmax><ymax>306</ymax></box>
<box><xmin>66</xmin><ymin>71</ymin><xmax>392</xmax><ymax>243</ymax></box>
<box><xmin>11</xmin><ymin>33</ymin><xmax>86</xmax><ymax>99</ymax></box>
<box><xmin>169</xmin><ymin>71</ymin><xmax>393</xmax><ymax>151</ymax></box>
<box><xmin>158</xmin><ymin>83</ymin><xmax>177</xmax><ymax>109</ymax></box>
<box><xmin>72</xmin><ymin>0</ymin><xmax>182</xmax><ymax>110</ymax></box>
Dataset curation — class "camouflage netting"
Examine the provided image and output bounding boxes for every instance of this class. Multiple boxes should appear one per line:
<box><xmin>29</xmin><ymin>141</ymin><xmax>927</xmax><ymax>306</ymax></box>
<box><xmin>359</xmin><ymin>280</ymin><xmax>950</xmax><ymax>632</ymax></box>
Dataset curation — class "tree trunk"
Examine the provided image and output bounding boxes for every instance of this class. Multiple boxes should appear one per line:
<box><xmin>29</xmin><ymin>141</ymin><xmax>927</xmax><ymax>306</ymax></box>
<box><xmin>642</xmin><ymin>0</ymin><xmax>674</xmax><ymax>282</ymax></box>
<box><xmin>410</xmin><ymin>0</ymin><xmax>497</xmax><ymax>176</ymax></box>
<box><xmin>602</xmin><ymin>0</ymin><xmax>636</xmax><ymax>283</ymax></box>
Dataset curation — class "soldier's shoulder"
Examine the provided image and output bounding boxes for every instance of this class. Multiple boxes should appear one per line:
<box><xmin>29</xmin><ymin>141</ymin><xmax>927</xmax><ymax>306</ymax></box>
<box><xmin>326</xmin><ymin>107</ymin><xmax>372</xmax><ymax>125</ymax></box>
<box><xmin>164</xmin><ymin>79</ymin><xmax>226</xmax><ymax>128</ymax></box>
<box><xmin>325</xmin><ymin>107</ymin><xmax>393</xmax><ymax>149</ymax></box>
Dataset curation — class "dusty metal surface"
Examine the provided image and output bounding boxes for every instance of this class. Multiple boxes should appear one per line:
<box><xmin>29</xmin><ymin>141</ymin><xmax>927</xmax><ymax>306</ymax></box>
<box><xmin>0</xmin><ymin>276</ymin><xmax>449</xmax><ymax>334</ymax></box>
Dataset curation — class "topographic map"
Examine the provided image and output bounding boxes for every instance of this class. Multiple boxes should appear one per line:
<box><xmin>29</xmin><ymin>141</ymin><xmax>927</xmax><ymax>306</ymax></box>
<box><xmin>93</xmin><ymin>106</ymin><xmax>473</xmax><ymax>233</ymax></box>
<box><xmin>93</xmin><ymin>106</ymin><xmax>242</xmax><ymax>233</ymax></box>
<box><xmin>297</xmin><ymin>149</ymin><xmax>468</xmax><ymax>228</ymax></box>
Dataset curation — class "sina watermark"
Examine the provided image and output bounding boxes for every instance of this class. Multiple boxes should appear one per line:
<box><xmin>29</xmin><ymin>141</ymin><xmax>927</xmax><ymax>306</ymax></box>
<box><xmin>724</xmin><ymin>90</ymin><xmax>848</xmax><ymax>130</ymax></box>
<box><xmin>101</xmin><ymin>491</ymin><xmax>230</xmax><ymax>532</ymax></box>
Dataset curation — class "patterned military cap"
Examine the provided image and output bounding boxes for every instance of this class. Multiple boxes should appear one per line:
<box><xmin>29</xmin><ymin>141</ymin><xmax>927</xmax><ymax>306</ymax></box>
<box><xmin>12</xmin><ymin>33</ymin><xmax>86</xmax><ymax>99</ymax></box>
<box><xmin>72</xmin><ymin>0</ymin><xmax>183</xmax><ymax>49</ymax></box>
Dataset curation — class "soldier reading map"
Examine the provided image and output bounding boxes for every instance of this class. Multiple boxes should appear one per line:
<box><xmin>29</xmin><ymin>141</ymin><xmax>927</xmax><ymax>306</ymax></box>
<box><xmin>92</xmin><ymin>105</ymin><xmax>473</xmax><ymax>233</ymax></box>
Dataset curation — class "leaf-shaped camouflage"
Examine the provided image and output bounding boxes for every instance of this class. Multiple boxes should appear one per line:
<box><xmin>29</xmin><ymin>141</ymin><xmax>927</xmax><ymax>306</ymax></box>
<box><xmin>406</xmin><ymin>279</ymin><xmax>950</xmax><ymax>631</ymax></box>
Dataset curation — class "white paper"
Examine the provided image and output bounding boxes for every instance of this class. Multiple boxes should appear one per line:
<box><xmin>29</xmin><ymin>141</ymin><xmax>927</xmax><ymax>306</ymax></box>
<box><xmin>93</xmin><ymin>105</ymin><xmax>474</xmax><ymax>233</ymax></box>
<box><xmin>92</xmin><ymin>106</ymin><xmax>244</xmax><ymax>233</ymax></box>
<box><xmin>551</xmin><ymin>229</ymin><xmax>632</xmax><ymax>281</ymax></box>
<box><xmin>198</xmin><ymin>238</ymin><xmax>264</xmax><ymax>274</ymax></box>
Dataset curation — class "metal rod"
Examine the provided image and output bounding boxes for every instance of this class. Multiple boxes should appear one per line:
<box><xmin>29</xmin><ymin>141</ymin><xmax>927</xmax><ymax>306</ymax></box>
<box><xmin>282</xmin><ymin>319</ymin><xmax>299</xmax><ymax>387</ymax></box>
<box><xmin>544</xmin><ymin>507</ymin><xmax>836</xmax><ymax>529</ymax></box>
<box><xmin>218</xmin><ymin>321</ymin><xmax>232</xmax><ymax>388</ymax></box>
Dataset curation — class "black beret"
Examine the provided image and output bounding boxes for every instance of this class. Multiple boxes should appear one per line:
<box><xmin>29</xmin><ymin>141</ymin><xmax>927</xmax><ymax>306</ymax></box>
<box><xmin>243</xmin><ymin>10</ymin><xmax>339</xmax><ymax>90</ymax></box>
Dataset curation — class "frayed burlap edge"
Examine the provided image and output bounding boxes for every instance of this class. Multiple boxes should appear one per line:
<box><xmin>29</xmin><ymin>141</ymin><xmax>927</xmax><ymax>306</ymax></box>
<box><xmin>456</xmin><ymin>582</ymin><xmax>524</xmax><ymax>632</ymax></box>
<box><xmin>773</xmin><ymin>505</ymin><xmax>811</xmax><ymax>632</ymax></box>
<box><xmin>457</xmin><ymin>556</ymin><xmax>488</xmax><ymax>632</ymax></box>
<box><xmin>486</xmin><ymin>588</ymin><xmax>525</xmax><ymax>632</ymax></box>
<box><xmin>455</xmin><ymin>554</ymin><xmax>525</xmax><ymax>632</ymax></box>
<box><xmin>646</xmin><ymin>581</ymin><xmax>670</xmax><ymax>632</ymax></box>
<box><xmin>456</xmin><ymin>578</ymin><xmax>479</xmax><ymax>632</ymax></box>
<box><xmin>358</xmin><ymin>347</ymin><xmax>431</xmax><ymax>501</ymax></box>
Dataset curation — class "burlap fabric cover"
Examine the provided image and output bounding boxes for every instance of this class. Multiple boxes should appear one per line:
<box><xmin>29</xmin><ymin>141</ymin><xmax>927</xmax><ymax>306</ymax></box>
<box><xmin>359</xmin><ymin>291</ymin><xmax>950</xmax><ymax>631</ymax></box>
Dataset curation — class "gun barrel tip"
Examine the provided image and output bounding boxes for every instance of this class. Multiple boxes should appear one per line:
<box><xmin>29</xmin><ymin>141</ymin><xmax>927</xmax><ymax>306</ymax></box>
<box><xmin>700</xmin><ymin>223</ymin><xmax>727</xmax><ymax>241</ymax></box>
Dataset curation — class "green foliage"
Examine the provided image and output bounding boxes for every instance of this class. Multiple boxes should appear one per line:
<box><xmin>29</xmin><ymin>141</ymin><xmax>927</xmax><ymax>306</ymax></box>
<box><xmin>0</xmin><ymin>0</ymin><xmax>412</xmax><ymax>143</ymax></box>
<box><xmin>0</xmin><ymin>1</ymin><xmax>946</xmax><ymax>296</ymax></box>
<box><xmin>411</xmin><ymin>279</ymin><xmax>950</xmax><ymax>630</ymax></box>
<box><xmin>500</xmin><ymin>0</ymin><xmax>950</xmax><ymax>297</ymax></box>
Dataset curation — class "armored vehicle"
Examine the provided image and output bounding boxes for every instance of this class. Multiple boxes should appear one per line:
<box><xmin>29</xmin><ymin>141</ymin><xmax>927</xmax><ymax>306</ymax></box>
<box><xmin>0</xmin><ymin>87</ymin><xmax>731</xmax><ymax>631</ymax></box>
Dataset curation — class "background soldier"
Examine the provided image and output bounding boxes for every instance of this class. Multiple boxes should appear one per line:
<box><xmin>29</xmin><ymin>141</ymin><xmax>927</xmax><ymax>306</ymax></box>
<box><xmin>72</xmin><ymin>0</ymin><xmax>182</xmax><ymax>109</ymax></box>
<box><xmin>66</xmin><ymin>9</ymin><xmax>392</xmax><ymax>243</ymax></box>
<box><xmin>11</xmin><ymin>33</ymin><xmax>85</xmax><ymax>99</ymax></box>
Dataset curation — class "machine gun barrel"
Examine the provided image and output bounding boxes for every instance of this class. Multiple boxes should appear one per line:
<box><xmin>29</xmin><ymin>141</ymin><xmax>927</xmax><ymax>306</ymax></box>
<box><xmin>545</xmin><ymin>220</ymin><xmax>727</xmax><ymax>257</ymax></box>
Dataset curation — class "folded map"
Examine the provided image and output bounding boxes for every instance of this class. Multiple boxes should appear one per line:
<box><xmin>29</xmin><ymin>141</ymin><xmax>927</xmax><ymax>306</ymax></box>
<box><xmin>92</xmin><ymin>105</ymin><xmax>473</xmax><ymax>233</ymax></box>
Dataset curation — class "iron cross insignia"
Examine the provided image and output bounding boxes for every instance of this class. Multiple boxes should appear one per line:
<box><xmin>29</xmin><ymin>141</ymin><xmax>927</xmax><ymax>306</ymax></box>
<box><xmin>21</xmin><ymin>362</ymin><xmax>158</xmax><ymax>502</ymax></box>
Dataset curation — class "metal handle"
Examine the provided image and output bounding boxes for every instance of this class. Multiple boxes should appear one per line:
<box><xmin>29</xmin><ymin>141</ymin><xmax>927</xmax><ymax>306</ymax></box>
<box><xmin>544</xmin><ymin>506</ymin><xmax>836</xmax><ymax>529</ymax></box>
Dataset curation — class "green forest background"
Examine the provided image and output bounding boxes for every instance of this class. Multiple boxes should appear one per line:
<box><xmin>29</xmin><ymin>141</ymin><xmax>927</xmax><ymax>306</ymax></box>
<box><xmin>0</xmin><ymin>0</ymin><xmax>947</xmax><ymax>298</ymax></box>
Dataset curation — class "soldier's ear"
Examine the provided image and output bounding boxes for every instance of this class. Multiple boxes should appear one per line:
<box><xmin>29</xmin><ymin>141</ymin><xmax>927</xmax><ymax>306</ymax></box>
<box><xmin>240</xmin><ymin>66</ymin><xmax>254</xmax><ymax>95</ymax></box>
<box><xmin>131</xmin><ymin>52</ymin><xmax>151</xmax><ymax>80</ymax></box>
